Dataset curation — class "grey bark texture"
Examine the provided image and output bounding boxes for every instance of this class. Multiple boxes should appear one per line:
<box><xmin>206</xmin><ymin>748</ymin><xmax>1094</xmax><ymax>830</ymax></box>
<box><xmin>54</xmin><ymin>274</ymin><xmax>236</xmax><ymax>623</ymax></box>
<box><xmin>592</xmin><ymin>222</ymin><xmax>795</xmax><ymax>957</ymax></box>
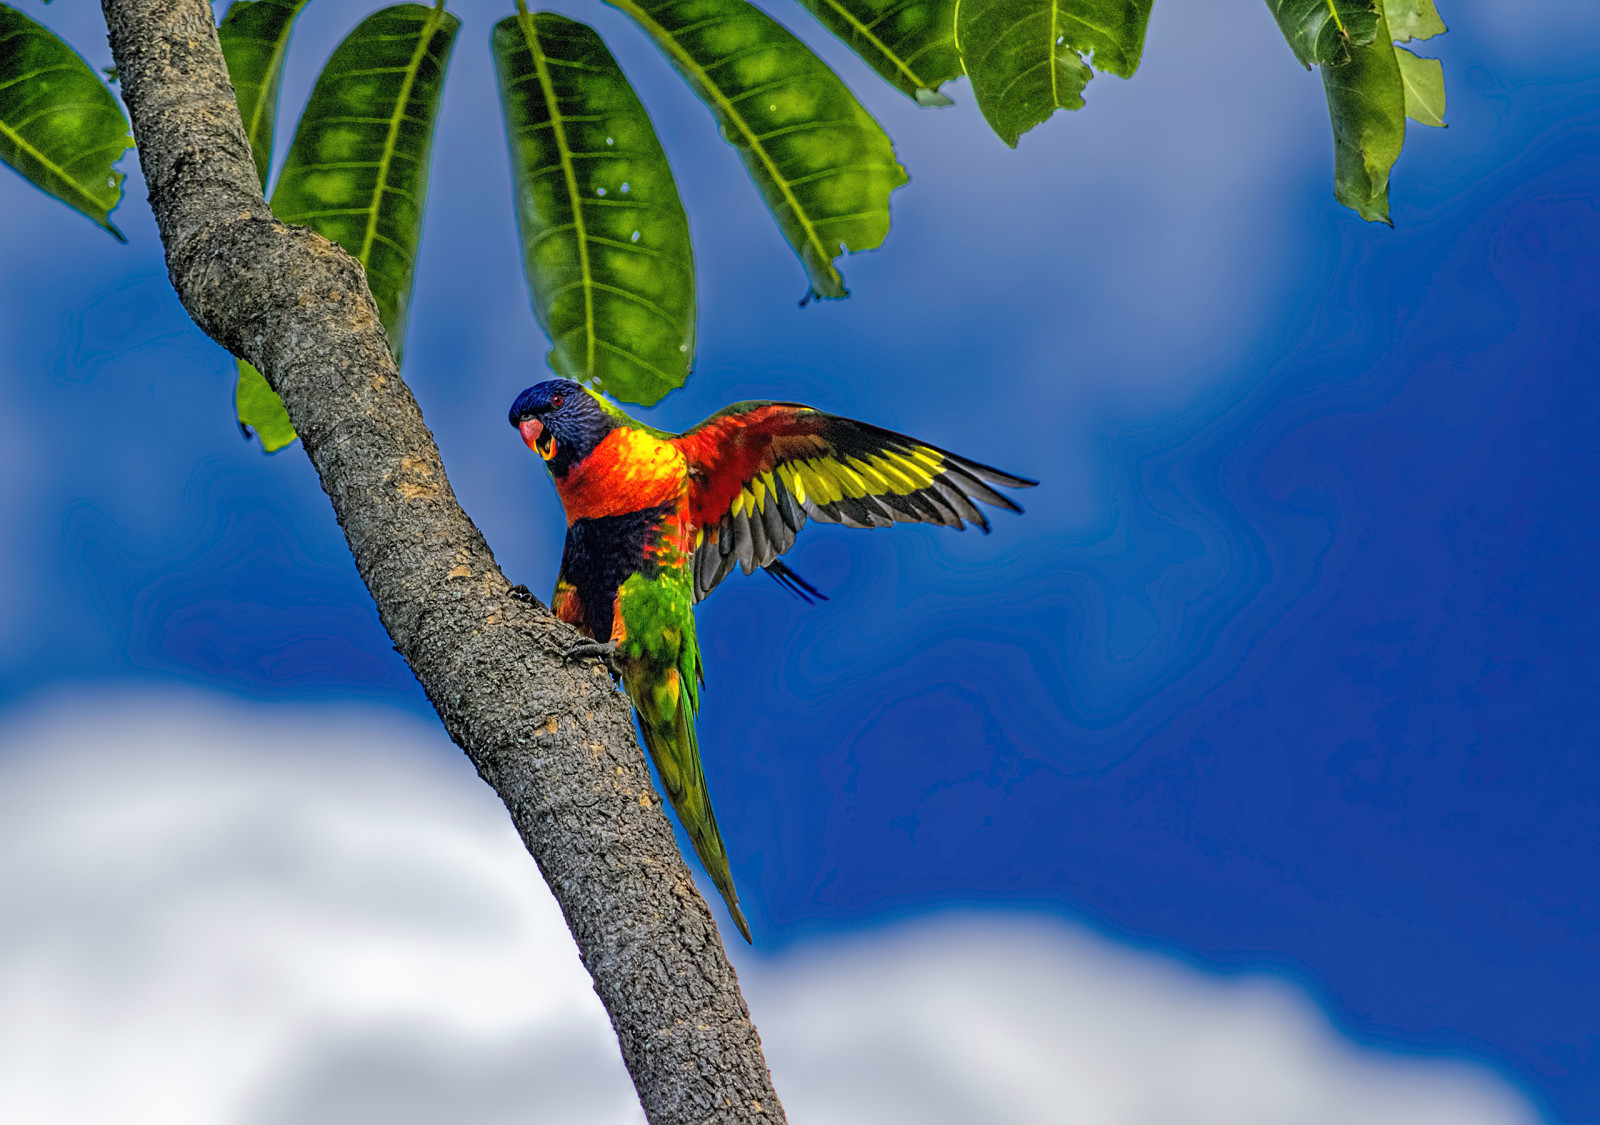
<box><xmin>96</xmin><ymin>0</ymin><xmax>786</xmax><ymax>1121</ymax></box>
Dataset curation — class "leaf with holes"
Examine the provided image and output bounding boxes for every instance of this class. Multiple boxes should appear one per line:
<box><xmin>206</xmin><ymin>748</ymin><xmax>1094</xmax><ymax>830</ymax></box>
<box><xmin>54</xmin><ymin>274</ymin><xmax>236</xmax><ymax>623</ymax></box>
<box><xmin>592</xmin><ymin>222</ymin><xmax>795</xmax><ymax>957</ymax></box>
<box><xmin>794</xmin><ymin>0</ymin><xmax>963</xmax><ymax>107</ymax></box>
<box><xmin>493</xmin><ymin>11</ymin><xmax>694</xmax><ymax>406</ymax></box>
<box><xmin>609</xmin><ymin>0</ymin><xmax>906</xmax><ymax>300</ymax></box>
<box><xmin>0</xmin><ymin>3</ymin><xmax>132</xmax><ymax>238</ymax></box>
<box><xmin>218</xmin><ymin>0</ymin><xmax>311</xmax><ymax>190</ymax></box>
<box><xmin>1320</xmin><ymin>3</ymin><xmax>1404</xmax><ymax>223</ymax></box>
<box><xmin>957</xmin><ymin>0</ymin><xmax>1154</xmax><ymax>148</ymax></box>
<box><xmin>1262</xmin><ymin>0</ymin><xmax>1380</xmax><ymax>68</ymax></box>
<box><xmin>271</xmin><ymin>3</ymin><xmax>459</xmax><ymax>363</ymax></box>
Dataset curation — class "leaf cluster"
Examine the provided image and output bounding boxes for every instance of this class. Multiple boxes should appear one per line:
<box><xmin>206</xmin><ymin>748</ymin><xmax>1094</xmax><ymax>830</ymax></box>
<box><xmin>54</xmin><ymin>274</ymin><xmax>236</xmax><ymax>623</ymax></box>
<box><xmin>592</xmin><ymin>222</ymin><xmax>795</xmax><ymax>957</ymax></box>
<box><xmin>1</xmin><ymin>0</ymin><xmax>1451</xmax><ymax>429</ymax></box>
<box><xmin>1265</xmin><ymin>0</ymin><xmax>1448</xmax><ymax>223</ymax></box>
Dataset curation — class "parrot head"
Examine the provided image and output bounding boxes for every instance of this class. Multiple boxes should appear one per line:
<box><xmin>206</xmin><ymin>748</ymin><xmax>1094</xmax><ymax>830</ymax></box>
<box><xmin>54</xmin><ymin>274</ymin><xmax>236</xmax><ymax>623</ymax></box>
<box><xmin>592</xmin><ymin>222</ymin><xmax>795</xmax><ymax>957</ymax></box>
<box><xmin>508</xmin><ymin>379</ymin><xmax>614</xmax><ymax>476</ymax></box>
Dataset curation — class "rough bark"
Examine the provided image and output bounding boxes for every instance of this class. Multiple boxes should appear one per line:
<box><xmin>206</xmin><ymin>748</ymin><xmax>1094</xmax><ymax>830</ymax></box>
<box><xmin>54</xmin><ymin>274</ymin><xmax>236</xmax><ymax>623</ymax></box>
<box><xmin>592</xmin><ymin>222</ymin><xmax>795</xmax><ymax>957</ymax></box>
<box><xmin>97</xmin><ymin>1</ymin><xmax>786</xmax><ymax>1121</ymax></box>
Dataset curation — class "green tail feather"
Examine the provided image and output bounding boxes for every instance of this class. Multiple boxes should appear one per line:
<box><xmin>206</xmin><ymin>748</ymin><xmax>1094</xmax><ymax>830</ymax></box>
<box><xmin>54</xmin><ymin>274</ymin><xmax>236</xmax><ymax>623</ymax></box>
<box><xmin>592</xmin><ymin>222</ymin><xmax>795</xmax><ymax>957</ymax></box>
<box><xmin>632</xmin><ymin>677</ymin><xmax>751</xmax><ymax>944</ymax></box>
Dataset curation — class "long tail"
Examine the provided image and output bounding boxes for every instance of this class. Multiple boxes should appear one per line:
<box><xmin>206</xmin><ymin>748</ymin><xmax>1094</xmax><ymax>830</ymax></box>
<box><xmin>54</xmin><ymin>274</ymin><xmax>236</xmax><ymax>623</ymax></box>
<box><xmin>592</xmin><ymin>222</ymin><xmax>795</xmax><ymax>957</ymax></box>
<box><xmin>630</xmin><ymin>670</ymin><xmax>751</xmax><ymax>943</ymax></box>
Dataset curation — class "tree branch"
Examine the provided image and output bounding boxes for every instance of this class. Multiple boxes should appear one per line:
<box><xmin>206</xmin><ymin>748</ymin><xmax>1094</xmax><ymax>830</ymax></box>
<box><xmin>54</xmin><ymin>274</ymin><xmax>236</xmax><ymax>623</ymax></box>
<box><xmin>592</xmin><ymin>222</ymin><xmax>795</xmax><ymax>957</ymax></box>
<box><xmin>97</xmin><ymin>1</ymin><xmax>785</xmax><ymax>1120</ymax></box>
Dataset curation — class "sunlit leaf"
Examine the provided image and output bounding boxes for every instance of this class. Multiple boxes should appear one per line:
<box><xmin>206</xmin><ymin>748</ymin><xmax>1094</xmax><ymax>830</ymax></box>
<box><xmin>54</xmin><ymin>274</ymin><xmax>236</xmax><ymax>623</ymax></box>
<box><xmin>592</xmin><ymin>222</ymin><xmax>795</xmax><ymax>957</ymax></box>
<box><xmin>1385</xmin><ymin>0</ymin><xmax>1445</xmax><ymax>43</ymax></box>
<box><xmin>218</xmin><ymin>0</ymin><xmax>311</xmax><ymax>190</ymax></box>
<box><xmin>1262</xmin><ymin>0</ymin><xmax>1379</xmax><ymax>68</ymax></box>
<box><xmin>271</xmin><ymin>3</ymin><xmax>459</xmax><ymax>362</ymax></box>
<box><xmin>794</xmin><ymin>0</ymin><xmax>963</xmax><ymax>107</ymax></box>
<box><xmin>0</xmin><ymin>2</ymin><xmax>132</xmax><ymax>239</ymax></box>
<box><xmin>492</xmin><ymin>10</ymin><xmax>694</xmax><ymax>406</ymax></box>
<box><xmin>609</xmin><ymin>0</ymin><xmax>905</xmax><ymax>300</ymax></box>
<box><xmin>1395</xmin><ymin>45</ymin><xmax>1444</xmax><ymax>127</ymax></box>
<box><xmin>235</xmin><ymin>359</ymin><xmax>298</xmax><ymax>451</ymax></box>
<box><xmin>1321</xmin><ymin>4</ymin><xmax>1404</xmax><ymax>223</ymax></box>
<box><xmin>957</xmin><ymin>0</ymin><xmax>1154</xmax><ymax>148</ymax></box>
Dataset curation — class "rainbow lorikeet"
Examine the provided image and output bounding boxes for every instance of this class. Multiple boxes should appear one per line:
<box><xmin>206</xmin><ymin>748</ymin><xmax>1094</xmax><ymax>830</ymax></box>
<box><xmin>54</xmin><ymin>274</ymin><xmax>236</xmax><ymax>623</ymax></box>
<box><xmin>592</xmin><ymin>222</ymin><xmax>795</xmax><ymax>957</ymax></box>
<box><xmin>509</xmin><ymin>379</ymin><xmax>1036</xmax><ymax>941</ymax></box>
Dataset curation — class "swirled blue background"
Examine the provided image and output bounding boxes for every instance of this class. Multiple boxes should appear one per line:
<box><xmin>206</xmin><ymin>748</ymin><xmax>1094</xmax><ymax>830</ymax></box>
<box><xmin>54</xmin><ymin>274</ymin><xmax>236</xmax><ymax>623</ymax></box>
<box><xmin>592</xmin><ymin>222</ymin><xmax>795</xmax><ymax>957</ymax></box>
<box><xmin>1</xmin><ymin>1</ymin><xmax>1595</xmax><ymax>1120</ymax></box>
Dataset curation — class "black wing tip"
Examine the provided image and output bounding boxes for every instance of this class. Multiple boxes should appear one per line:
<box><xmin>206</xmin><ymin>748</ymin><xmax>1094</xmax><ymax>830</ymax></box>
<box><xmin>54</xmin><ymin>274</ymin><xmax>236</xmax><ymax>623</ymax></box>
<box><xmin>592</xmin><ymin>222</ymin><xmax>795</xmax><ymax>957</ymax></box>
<box><xmin>957</xmin><ymin>458</ymin><xmax>1040</xmax><ymax>491</ymax></box>
<box><xmin>765</xmin><ymin>559</ymin><xmax>828</xmax><ymax>604</ymax></box>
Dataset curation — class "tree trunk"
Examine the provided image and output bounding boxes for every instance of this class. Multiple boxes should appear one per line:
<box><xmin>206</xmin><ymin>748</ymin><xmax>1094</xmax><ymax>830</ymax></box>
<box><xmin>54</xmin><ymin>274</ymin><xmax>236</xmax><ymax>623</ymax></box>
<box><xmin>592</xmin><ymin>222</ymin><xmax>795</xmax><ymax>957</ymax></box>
<box><xmin>96</xmin><ymin>0</ymin><xmax>786</xmax><ymax>1120</ymax></box>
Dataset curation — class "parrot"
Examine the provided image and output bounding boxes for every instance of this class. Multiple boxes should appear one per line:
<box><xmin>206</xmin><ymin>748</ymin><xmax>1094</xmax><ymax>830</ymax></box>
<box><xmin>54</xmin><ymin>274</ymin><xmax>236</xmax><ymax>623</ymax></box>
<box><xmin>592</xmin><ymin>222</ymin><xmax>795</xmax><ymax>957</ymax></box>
<box><xmin>509</xmin><ymin>378</ymin><xmax>1037</xmax><ymax>942</ymax></box>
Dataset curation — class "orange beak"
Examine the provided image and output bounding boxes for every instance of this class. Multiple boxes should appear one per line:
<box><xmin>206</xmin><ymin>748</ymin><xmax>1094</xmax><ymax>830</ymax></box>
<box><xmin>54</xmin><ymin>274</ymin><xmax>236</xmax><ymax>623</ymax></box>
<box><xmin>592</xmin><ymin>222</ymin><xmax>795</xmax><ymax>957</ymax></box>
<box><xmin>519</xmin><ymin>418</ymin><xmax>556</xmax><ymax>459</ymax></box>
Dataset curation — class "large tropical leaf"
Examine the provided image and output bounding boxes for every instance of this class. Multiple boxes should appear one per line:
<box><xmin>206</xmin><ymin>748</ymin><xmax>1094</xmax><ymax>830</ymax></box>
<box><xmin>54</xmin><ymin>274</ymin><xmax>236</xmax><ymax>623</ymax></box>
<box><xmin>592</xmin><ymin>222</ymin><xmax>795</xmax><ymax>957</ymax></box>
<box><xmin>271</xmin><ymin>3</ymin><xmax>459</xmax><ymax>362</ymax></box>
<box><xmin>218</xmin><ymin>0</ymin><xmax>311</xmax><ymax>190</ymax></box>
<box><xmin>0</xmin><ymin>3</ymin><xmax>132</xmax><ymax>239</ymax></box>
<box><xmin>493</xmin><ymin>10</ymin><xmax>694</xmax><ymax>407</ymax></box>
<box><xmin>608</xmin><ymin>0</ymin><xmax>906</xmax><ymax>300</ymax></box>
<box><xmin>1261</xmin><ymin>0</ymin><xmax>1380</xmax><ymax>68</ymax></box>
<box><xmin>957</xmin><ymin>0</ymin><xmax>1154</xmax><ymax>148</ymax></box>
<box><xmin>793</xmin><ymin>0</ymin><xmax>963</xmax><ymax>107</ymax></box>
<box><xmin>1320</xmin><ymin>2</ymin><xmax>1404</xmax><ymax>224</ymax></box>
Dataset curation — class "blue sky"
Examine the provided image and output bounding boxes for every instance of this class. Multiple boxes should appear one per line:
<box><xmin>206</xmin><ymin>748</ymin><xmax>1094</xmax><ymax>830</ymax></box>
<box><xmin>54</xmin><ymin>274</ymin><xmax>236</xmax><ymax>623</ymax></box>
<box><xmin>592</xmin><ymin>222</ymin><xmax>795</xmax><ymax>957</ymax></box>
<box><xmin>1</xmin><ymin>0</ymin><xmax>1596</xmax><ymax>1120</ymax></box>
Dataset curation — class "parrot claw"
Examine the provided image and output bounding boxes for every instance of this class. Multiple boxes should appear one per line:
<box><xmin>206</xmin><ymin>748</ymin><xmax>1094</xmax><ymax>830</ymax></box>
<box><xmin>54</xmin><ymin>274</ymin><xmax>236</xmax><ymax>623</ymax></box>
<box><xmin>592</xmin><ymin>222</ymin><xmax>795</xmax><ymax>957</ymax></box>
<box><xmin>564</xmin><ymin>639</ymin><xmax>620</xmax><ymax>679</ymax></box>
<box><xmin>508</xmin><ymin>583</ymin><xmax>539</xmax><ymax>605</ymax></box>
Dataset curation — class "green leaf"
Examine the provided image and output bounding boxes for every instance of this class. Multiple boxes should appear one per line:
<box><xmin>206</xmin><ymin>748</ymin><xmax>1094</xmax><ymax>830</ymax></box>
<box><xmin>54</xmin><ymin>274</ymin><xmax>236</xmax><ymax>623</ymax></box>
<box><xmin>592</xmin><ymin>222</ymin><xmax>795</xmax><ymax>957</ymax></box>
<box><xmin>0</xmin><ymin>3</ymin><xmax>132</xmax><ymax>239</ymax></box>
<box><xmin>608</xmin><ymin>0</ymin><xmax>906</xmax><ymax>300</ymax></box>
<box><xmin>492</xmin><ymin>11</ymin><xmax>694</xmax><ymax>407</ymax></box>
<box><xmin>793</xmin><ymin>0</ymin><xmax>963</xmax><ymax>107</ymax></box>
<box><xmin>218</xmin><ymin>0</ymin><xmax>311</xmax><ymax>191</ymax></box>
<box><xmin>1385</xmin><ymin>0</ymin><xmax>1445</xmax><ymax>43</ymax></box>
<box><xmin>1394</xmin><ymin>46</ymin><xmax>1444</xmax><ymax>127</ymax></box>
<box><xmin>271</xmin><ymin>3</ymin><xmax>459</xmax><ymax>363</ymax></box>
<box><xmin>1261</xmin><ymin>0</ymin><xmax>1380</xmax><ymax>67</ymax></box>
<box><xmin>236</xmin><ymin>359</ymin><xmax>298</xmax><ymax>451</ymax></box>
<box><xmin>956</xmin><ymin>0</ymin><xmax>1154</xmax><ymax>149</ymax></box>
<box><xmin>1321</xmin><ymin>3</ymin><xmax>1405</xmax><ymax>223</ymax></box>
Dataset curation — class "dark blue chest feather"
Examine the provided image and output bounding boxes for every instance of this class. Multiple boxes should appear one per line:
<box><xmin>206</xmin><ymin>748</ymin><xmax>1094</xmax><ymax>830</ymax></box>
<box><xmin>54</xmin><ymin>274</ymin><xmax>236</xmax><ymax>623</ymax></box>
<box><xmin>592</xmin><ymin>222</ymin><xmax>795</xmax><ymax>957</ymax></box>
<box><xmin>558</xmin><ymin>504</ymin><xmax>672</xmax><ymax>640</ymax></box>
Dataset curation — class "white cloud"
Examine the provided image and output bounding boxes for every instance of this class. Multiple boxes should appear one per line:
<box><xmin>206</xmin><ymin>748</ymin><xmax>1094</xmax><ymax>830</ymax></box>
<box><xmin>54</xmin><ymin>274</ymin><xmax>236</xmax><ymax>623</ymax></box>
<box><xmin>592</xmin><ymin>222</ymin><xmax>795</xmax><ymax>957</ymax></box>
<box><xmin>0</xmin><ymin>693</ymin><xmax>1542</xmax><ymax>1125</ymax></box>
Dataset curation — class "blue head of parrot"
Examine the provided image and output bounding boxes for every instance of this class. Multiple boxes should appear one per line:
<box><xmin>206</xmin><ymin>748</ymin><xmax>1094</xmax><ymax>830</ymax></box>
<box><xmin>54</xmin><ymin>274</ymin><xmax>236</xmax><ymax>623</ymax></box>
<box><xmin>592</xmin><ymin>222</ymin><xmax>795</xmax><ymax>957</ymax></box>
<box><xmin>508</xmin><ymin>379</ymin><xmax>614</xmax><ymax>476</ymax></box>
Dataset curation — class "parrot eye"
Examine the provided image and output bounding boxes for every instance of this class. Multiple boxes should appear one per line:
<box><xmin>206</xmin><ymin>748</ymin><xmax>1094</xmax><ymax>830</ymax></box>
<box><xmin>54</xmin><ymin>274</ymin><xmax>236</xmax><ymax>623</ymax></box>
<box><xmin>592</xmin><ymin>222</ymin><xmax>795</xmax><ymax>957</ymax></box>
<box><xmin>550</xmin><ymin>393</ymin><xmax>565</xmax><ymax>409</ymax></box>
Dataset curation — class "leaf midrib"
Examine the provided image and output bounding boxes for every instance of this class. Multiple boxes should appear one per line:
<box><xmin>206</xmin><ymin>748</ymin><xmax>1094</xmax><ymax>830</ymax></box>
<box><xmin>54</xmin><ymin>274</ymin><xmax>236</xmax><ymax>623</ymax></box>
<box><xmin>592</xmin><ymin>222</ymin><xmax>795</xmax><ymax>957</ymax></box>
<box><xmin>516</xmin><ymin>7</ymin><xmax>596</xmax><ymax>375</ymax></box>
<box><xmin>0</xmin><ymin>104</ymin><xmax>114</xmax><ymax>220</ymax></box>
<box><xmin>610</xmin><ymin>0</ymin><xmax>838</xmax><ymax>288</ymax></box>
<box><xmin>811</xmin><ymin>0</ymin><xmax>932</xmax><ymax>92</ymax></box>
<box><xmin>1048</xmin><ymin>0</ymin><xmax>1060</xmax><ymax>109</ymax></box>
<box><xmin>357</xmin><ymin>7</ymin><xmax>443</xmax><ymax>273</ymax></box>
<box><xmin>1323</xmin><ymin>0</ymin><xmax>1348</xmax><ymax>37</ymax></box>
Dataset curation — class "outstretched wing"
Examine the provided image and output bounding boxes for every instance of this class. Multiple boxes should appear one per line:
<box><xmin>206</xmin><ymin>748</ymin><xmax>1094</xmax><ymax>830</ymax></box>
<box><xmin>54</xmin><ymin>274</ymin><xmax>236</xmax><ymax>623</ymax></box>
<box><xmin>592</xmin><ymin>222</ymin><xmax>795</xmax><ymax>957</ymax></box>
<box><xmin>672</xmin><ymin>402</ymin><xmax>1037</xmax><ymax>603</ymax></box>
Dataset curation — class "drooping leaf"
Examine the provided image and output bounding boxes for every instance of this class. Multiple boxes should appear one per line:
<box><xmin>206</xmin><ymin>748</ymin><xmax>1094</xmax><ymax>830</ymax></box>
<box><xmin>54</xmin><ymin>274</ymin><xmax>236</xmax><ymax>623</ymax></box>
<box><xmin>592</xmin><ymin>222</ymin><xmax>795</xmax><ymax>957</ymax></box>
<box><xmin>793</xmin><ymin>0</ymin><xmax>963</xmax><ymax>107</ymax></box>
<box><xmin>1262</xmin><ymin>0</ymin><xmax>1380</xmax><ymax>68</ymax></box>
<box><xmin>957</xmin><ymin>0</ymin><xmax>1154</xmax><ymax>148</ymax></box>
<box><xmin>608</xmin><ymin>0</ymin><xmax>906</xmax><ymax>300</ymax></box>
<box><xmin>235</xmin><ymin>359</ymin><xmax>298</xmax><ymax>451</ymax></box>
<box><xmin>1394</xmin><ymin>46</ymin><xmax>1444</xmax><ymax>127</ymax></box>
<box><xmin>0</xmin><ymin>3</ymin><xmax>132</xmax><ymax>239</ymax></box>
<box><xmin>1385</xmin><ymin>0</ymin><xmax>1445</xmax><ymax>43</ymax></box>
<box><xmin>271</xmin><ymin>3</ymin><xmax>459</xmax><ymax>363</ymax></box>
<box><xmin>1320</xmin><ymin>3</ymin><xmax>1404</xmax><ymax>223</ymax></box>
<box><xmin>492</xmin><ymin>11</ymin><xmax>694</xmax><ymax>407</ymax></box>
<box><xmin>218</xmin><ymin>0</ymin><xmax>311</xmax><ymax>190</ymax></box>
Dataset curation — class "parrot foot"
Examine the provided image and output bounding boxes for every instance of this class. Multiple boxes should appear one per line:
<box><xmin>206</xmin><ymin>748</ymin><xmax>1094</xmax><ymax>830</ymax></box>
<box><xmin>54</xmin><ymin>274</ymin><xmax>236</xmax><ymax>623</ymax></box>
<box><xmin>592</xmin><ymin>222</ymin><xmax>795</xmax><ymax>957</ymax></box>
<box><xmin>564</xmin><ymin>639</ymin><xmax>620</xmax><ymax>679</ymax></box>
<box><xmin>508</xmin><ymin>583</ymin><xmax>539</xmax><ymax>605</ymax></box>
